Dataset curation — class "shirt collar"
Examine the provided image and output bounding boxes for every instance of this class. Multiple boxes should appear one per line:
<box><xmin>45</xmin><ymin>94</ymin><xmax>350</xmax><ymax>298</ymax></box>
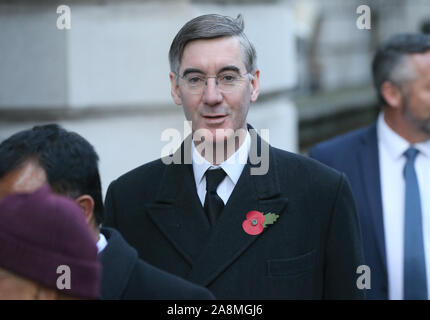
<box><xmin>416</xmin><ymin>137</ymin><xmax>430</xmax><ymax>158</ymax></box>
<box><xmin>416</xmin><ymin>141</ymin><xmax>430</xmax><ymax>158</ymax></box>
<box><xmin>192</xmin><ymin>131</ymin><xmax>251</xmax><ymax>186</ymax></box>
<box><xmin>377</xmin><ymin>112</ymin><xmax>430</xmax><ymax>159</ymax></box>
<box><xmin>96</xmin><ymin>232</ymin><xmax>108</xmax><ymax>254</ymax></box>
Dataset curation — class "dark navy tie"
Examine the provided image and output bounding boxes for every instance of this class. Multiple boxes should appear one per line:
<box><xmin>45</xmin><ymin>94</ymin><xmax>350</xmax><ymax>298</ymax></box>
<box><xmin>204</xmin><ymin>168</ymin><xmax>226</xmax><ymax>226</ymax></box>
<box><xmin>403</xmin><ymin>147</ymin><xmax>427</xmax><ymax>300</ymax></box>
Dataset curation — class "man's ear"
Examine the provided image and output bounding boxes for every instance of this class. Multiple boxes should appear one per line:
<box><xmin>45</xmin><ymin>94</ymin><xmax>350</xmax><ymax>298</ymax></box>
<box><xmin>75</xmin><ymin>195</ymin><xmax>95</xmax><ymax>225</ymax></box>
<box><xmin>249</xmin><ymin>69</ymin><xmax>260</xmax><ymax>103</ymax></box>
<box><xmin>170</xmin><ymin>72</ymin><xmax>183</xmax><ymax>106</ymax></box>
<box><xmin>381</xmin><ymin>81</ymin><xmax>403</xmax><ymax>109</ymax></box>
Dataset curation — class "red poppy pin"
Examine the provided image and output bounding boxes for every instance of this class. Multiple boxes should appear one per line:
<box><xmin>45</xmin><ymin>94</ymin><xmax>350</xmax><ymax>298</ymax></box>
<box><xmin>242</xmin><ymin>210</ymin><xmax>279</xmax><ymax>235</ymax></box>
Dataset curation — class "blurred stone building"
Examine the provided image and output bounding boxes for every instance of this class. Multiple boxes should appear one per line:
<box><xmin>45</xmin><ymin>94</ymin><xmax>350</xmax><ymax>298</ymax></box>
<box><xmin>1</xmin><ymin>0</ymin><xmax>430</xmax><ymax>194</ymax></box>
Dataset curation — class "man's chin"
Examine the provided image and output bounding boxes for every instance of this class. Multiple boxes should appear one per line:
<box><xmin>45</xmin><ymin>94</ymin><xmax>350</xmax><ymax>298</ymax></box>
<box><xmin>420</xmin><ymin>121</ymin><xmax>430</xmax><ymax>135</ymax></box>
<box><xmin>411</xmin><ymin>117</ymin><xmax>430</xmax><ymax>135</ymax></box>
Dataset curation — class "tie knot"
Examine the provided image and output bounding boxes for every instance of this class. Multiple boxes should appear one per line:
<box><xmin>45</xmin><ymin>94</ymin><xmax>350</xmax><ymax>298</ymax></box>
<box><xmin>205</xmin><ymin>168</ymin><xmax>226</xmax><ymax>192</ymax></box>
<box><xmin>404</xmin><ymin>147</ymin><xmax>419</xmax><ymax>162</ymax></box>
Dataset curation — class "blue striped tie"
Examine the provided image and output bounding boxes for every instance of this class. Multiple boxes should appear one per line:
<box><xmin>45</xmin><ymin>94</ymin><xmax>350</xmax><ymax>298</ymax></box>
<box><xmin>403</xmin><ymin>147</ymin><xmax>427</xmax><ymax>300</ymax></box>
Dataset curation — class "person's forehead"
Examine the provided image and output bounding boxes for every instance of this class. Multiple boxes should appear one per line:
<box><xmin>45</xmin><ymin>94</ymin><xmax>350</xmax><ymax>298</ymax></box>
<box><xmin>410</xmin><ymin>50</ymin><xmax>430</xmax><ymax>74</ymax></box>
<box><xmin>0</xmin><ymin>267</ymin><xmax>16</xmax><ymax>279</ymax></box>
<box><xmin>0</xmin><ymin>267</ymin><xmax>29</xmax><ymax>284</ymax></box>
<box><xmin>0</xmin><ymin>266</ymin><xmax>38</xmax><ymax>292</ymax></box>
<box><xmin>0</xmin><ymin>161</ymin><xmax>47</xmax><ymax>200</ymax></box>
<box><xmin>179</xmin><ymin>36</ymin><xmax>246</xmax><ymax>72</ymax></box>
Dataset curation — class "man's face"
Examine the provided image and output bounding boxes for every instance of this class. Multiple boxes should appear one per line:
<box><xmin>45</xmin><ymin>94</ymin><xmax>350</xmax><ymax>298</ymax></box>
<box><xmin>0</xmin><ymin>161</ymin><xmax>47</xmax><ymax>200</ymax></box>
<box><xmin>170</xmin><ymin>36</ymin><xmax>260</xmax><ymax>144</ymax></box>
<box><xmin>0</xmin><ymin>267</ymin><xmax>39</xmax><ymax>300</ymax></box>
<box><xmin>401</xmin><ymin>51</ymin><xmax>430</xmax><ymax>135</ymax></box>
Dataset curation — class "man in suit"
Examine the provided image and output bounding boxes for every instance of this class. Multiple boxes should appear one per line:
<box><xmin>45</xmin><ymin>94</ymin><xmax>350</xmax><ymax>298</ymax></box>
<box><xmin>0</xmin><ymin>124</ymin><xmax>215</xmax><ymax>300</ymax></box>
<box><xmin>104</xmin><ymin>13</ymin><xmax>365</xmax><ymax>299</ymax></box>
<box><xmin>309</xmin><ymin>33</ymin><xmax>430</xmax><ymax>300</ymax></box>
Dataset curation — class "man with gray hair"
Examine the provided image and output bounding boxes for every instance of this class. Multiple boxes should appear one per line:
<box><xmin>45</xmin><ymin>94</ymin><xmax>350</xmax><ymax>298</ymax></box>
<box><xmin>105</xmin><ymin>14</ymin><xmax>365</xmax><ymax>299</ymax></box>
<box><xmin>310</xmin><ymin>33</ymin><xmax>430</xmax><ymax>299</ymax></box>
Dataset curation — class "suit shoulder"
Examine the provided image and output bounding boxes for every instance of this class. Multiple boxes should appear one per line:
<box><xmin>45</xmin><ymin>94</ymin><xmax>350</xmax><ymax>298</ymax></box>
<box><xmin>310</xmin><ymin>124</ymin><xmax>375</xmax><ymax>156</ymax></box>
<box><xmin>272</xmin><ymin>147</ymin><xmax>343</xmax><ymax>184</ymax></box>
<box><xmin>109</xmin><ymin>158</ymin><xmax>166</xmax><ymax>191</ymax></box>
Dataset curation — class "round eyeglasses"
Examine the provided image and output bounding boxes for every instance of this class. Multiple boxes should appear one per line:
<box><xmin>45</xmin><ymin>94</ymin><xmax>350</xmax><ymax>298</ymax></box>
<box><xmin>178</xmin><ymin>71</ymin><xmax>253</xmax><ymax>95</ymax></box>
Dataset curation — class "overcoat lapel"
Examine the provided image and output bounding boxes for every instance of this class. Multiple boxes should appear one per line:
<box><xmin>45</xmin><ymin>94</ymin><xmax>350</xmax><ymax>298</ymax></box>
<box><xmin>146</xmin><ymin>137</ymin><xmax>211</xmax><ymax>266</ymax></box>
<box><xmin>146</xmin><ymin>129</ymin><xmax>288</xmax><ymax>286</ymax></box>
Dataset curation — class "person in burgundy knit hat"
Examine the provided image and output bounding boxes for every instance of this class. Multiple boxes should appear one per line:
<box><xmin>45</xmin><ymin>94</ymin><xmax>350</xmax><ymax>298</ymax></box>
<box><xmin>0</xmin><ymin>185</ymin><xmax>101</xmax><ymax>300</ymax></box>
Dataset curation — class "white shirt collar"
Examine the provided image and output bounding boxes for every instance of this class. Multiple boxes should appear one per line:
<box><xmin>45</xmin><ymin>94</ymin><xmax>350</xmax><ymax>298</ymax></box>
<box><xmin>377</xmin><ymin>112</ymin><xmax>430</xmax><ymax>159</ymax></box>
<box><xmin>417</xmin><ymin>139</ymin><xmax>430</xmax><ymax>158</ymax></box>
<box><xmin>377</xmin><ymin>112</ymin><xmax>409</xmax><ymax>160</ymax></box>
<box><xmin>96</xmin><ymin>232</ymin><xmax>108</xmax><ymax>254</ymax></box>
<box><xmin>192</xmin><ymin>131</ymin><xmax>251</xmax><ymax>187</ymax></box>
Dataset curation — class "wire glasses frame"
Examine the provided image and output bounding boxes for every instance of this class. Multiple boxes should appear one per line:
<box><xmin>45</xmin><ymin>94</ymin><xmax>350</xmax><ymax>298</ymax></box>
<box><xmin>177</xmin><ymin>71</ymin><xmax>254</xmax><ymax>95</ymax></box>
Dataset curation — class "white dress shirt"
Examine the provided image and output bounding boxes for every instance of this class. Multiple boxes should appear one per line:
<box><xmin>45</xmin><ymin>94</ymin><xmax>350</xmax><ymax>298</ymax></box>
<box><xmin>377</xmin><ymin>112</ymin><xmax>430</xmax><ymax>299</ymax></box>
<box><xmin>192</xmin><ymin>131</ymin><xmax>251</xmax><ymax>206</ymax></box>
<box><xmin>96</xmin><ymin>232</ymin><xmax>108</xmax><ymax>254</ymax></box>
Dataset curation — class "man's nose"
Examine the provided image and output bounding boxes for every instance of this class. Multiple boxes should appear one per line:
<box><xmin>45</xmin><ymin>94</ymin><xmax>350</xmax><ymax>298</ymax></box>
<box><xmin>202</xmin><ymin>77</ymin><xmax>223</xmax><ymax>106</ymax></box>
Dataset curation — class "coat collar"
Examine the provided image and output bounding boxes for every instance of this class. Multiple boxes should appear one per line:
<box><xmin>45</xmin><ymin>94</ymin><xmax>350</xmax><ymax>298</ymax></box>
<box><xmin>146</xmin><ymin>125</ymin><xmax>288</xmax><ymax>286</ymax></box>
<box><xmin>99</xmin><ymin>227</ymin><xmax>138</xmax><ymax>299</ymax></box>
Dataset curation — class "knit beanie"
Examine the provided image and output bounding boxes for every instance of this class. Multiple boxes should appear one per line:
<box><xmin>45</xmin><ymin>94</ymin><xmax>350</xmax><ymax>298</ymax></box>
<box><xmin>0</xmin><ymin>185</ymin><xmax>101</xmax><ymax>299</ymax></box>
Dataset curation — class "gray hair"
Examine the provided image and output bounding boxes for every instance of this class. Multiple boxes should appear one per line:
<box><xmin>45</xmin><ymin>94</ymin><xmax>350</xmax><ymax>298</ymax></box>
<box><xmin>372</xmin><ymin>33</ymin><xmax>430</xmax><ymax>106</ymax></box>
<box><xmin>168</xmin><ymin>14</ymin><xmax>257</xmax><ymax>75</ymax></box>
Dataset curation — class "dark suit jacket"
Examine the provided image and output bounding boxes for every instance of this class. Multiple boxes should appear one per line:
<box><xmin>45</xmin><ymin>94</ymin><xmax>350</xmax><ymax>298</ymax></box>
<box><xmin>104</xmin><ymin>128</ymin><xmax>365</xmax><ymax>299</ymax></box>
<box><xmin>99</xmin><ymin>227</ymin><xmax>215</xmax><ymax>299</ymax></box>
<box><xmin>309</xmin><ymin>123</ymin><xmax>388</xmax><ymax>299</ymax></box>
